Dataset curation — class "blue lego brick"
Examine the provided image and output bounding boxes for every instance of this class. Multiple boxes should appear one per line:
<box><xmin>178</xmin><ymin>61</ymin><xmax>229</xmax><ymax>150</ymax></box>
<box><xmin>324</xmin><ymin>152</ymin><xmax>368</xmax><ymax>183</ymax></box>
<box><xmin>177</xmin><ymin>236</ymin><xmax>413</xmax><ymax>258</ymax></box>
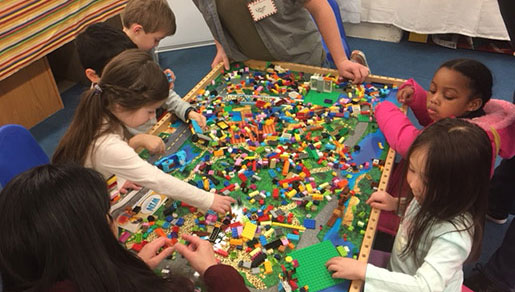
<box><xmin>303</xmin><ymin>218</ymin><xmax>316</xmax><ymax>230</ymax></box>
<box><xmin>231</xmin><ymin>227</ymin><xmax>239</xmax><ymax>238</ymax></box>
<box><xmin>191</xmin><ymin>120</ymin><xmax>203</xmax><ymax>134</ymax></box>
<box><xmin>287</xmin><ymin>233</ymin><xmax>299</xmax><ymax>241</ymax></box>
<box><xmin>176</xmin><ymin>218</ymin><xmax>185</xmax><ymax>226</ymax></box>
<box><xmin>259</xmin><ymin>235</ymin><xmax>267</xmax><ymax>246</ymax></box>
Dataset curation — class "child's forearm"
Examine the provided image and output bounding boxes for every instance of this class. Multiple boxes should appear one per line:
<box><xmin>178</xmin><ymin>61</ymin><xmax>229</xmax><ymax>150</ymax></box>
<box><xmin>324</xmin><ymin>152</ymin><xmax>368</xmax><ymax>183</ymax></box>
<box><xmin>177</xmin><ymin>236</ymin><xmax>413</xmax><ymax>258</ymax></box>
<box><xmin>305</xmin><ymin>0</ymin><xmax>348</xmax><ymax>64</ymax></box>
<box><xmin>128</xmin><ymin>134</ymin><xmax>144</xmax><ymax>150</ymax></box>
<box><xmin>375</xmin><ymin>101</ymin><xmax>420</xmax><ymax>158</ymax></box>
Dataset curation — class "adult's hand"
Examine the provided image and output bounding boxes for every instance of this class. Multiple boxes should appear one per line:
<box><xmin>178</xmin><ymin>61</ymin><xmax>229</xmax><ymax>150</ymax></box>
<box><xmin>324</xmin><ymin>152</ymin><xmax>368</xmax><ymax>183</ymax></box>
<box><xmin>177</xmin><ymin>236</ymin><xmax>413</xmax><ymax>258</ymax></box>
<box><xmin>138</xmin><ymin>237</ymin><xmax>175</xmax><ymax>269</ymax></box>
<box><xmin>212</xmin><ymin>40</ymin><xmax>230</xmax><ymax>70</ymax></box>
<box><xmin>173</xmin><ymin>234</ymin><xmax>218</xmax><ymax>276</ymax></box>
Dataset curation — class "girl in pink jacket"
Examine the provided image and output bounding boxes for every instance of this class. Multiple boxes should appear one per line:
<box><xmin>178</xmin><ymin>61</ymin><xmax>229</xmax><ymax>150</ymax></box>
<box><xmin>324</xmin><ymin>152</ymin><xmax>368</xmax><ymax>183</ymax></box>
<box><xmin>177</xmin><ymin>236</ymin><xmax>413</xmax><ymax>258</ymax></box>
<box><xmin>374</xmin><ymin>59</ymin><xmax>515</xmax><ymax>235</ymax></box>
<box><xmin>376</xmin><ymin>58</ymin><xmax>515</xmax><ymax>160</ymax></box>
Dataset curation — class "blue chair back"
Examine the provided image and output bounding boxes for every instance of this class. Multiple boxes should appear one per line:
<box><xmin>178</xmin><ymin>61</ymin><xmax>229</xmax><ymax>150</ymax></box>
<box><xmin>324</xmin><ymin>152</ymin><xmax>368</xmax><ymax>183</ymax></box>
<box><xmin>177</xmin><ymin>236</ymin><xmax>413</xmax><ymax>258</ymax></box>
<box><xmin>0</xmin><ymin>124</ymin><xmax>49</xmax><ymax>187</ymax></box>
<box><xmin>322</xmin><ymin>0</ymin><xmax>351</xmax><ymax>64</ymax></box>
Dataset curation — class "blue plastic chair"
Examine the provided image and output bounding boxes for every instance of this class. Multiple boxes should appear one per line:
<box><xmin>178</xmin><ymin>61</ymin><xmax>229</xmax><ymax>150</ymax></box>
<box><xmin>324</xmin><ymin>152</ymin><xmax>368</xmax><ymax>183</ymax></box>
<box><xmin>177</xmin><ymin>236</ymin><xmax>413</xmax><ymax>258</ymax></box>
<box><xmin>321</xmin><ymin>0</ymin><xmax>351</xmax><ymax>64</ymax></box>
<box><xmin>0</xmin><ymin>124</ymin><xmax>49</xmax><ymax>187</ymax></box>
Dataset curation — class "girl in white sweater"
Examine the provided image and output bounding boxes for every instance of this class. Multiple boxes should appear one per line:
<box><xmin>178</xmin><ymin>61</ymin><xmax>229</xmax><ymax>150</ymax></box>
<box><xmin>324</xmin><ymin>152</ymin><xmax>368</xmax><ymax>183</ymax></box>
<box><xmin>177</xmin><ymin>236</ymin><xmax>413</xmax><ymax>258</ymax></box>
<box><xmin>53</xmin><ymin>49</ymin><xmax>234</xmax><ymax>213</ymax></box>
<box><xmin>326</xmin><ymin>118</ymin><xmax>491</xmax><ymax>292</ymax></box>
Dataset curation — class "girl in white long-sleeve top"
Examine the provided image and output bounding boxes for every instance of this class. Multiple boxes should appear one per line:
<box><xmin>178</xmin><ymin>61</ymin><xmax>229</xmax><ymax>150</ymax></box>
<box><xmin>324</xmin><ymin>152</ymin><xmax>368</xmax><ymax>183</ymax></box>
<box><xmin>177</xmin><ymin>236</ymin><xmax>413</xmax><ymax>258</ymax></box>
<box><xmin>326</xmin><ymin>118</ymin><xmax>491</xmax><ymax>292</ymax></box>
<box><xmin>53</xmin><ymin>49</ymin><xmax>234</xmax><ymax>213</ymax></box>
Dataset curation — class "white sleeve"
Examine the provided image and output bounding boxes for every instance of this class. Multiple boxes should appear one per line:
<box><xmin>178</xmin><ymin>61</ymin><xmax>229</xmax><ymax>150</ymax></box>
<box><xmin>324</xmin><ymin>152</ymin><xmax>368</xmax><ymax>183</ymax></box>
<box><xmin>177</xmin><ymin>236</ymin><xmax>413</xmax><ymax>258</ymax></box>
<box><xmin>93</xmin><ymin>135</ymin><xmax>214</xmax><ymax>210</ymax></box>
<box><xmin>364</xmin><ymin>230</ymin><xmax>471</xmax><ymax>292</ymax></box>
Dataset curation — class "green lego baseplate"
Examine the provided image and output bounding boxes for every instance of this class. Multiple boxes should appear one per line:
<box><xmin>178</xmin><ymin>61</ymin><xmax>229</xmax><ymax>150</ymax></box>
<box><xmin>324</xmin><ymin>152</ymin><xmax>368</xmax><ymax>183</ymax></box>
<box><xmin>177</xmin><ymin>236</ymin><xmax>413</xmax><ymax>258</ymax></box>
<box><xmin>289</xmin><ymin>240</ymin><xmax>344</xmax><ymax>291</ymax></box>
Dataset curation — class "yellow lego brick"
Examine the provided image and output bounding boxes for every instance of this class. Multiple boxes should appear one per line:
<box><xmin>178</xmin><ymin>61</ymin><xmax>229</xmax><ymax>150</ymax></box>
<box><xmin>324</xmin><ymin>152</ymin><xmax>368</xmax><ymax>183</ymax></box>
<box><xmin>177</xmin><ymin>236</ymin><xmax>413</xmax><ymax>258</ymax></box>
<box><xmin>249</xmin><ymin>191</ymin><xmax>259</xmax><ymax>197</ymax></box>
<box><xmin>242</xmin><ymin>222</ymin><xmax>257</xmax><ymax>240</ymax></box>
<box><xmin>286</xmin><ymin>189</ymin><xmax>297</xmax><ymax>198</ymax></box>
<box><xmin>264</xmin><ymin>261</ymin><xmax>273</xmax><ymax>274</ymax></box>
<box><xmin>106</xmin><ymin>175</ymin><xmax>117</xmax><ymax>186</ymax></box>
<box><xmin>249</xmin><ymin>247</ymin><xmax>261</xmax><ymax>257</ymax></box>
<box><xmin>271</xmin><ymin>222</ymin><xmax>306</xmax><ymax>231</ymax></box>
<box><xmin>312</xmin><ymin>194</ymin><xmax>324</xmax><ymax>201</ymax></box>
<box><xmin>264</xmin><ymin>228</ymin><xmax>275</xmax><ymax>238</ymax></box>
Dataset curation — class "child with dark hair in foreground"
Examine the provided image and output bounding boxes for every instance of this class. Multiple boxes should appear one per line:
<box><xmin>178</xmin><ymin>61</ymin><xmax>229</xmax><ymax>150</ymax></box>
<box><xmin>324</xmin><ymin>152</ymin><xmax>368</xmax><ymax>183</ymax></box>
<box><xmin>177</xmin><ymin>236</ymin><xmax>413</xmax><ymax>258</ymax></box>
<box><xmin>327</xmin><ymin>118</ymin><xmax>492</xmax><ymax>292</ymax></box>
<box><xmin>0</xmin><ymin>164</ymin><xmax>248</xmax><ymax>292</ymax></box>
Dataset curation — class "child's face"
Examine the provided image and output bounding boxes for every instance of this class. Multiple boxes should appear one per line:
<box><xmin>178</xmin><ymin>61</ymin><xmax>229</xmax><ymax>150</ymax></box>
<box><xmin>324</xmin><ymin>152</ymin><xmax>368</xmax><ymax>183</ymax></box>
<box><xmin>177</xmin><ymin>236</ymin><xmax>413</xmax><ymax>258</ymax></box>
<box><xmin>113</xmin><ymin>100</ymin><xmax>164</xmax><ymax>128</ymax></box>
<box><xmin>426</xmin><ymin>68</ymin><xmax>481</xmax><ymax>121</ymax></box>
<box><xmin>127</xmin><ymin>24</ymin><xmax>167</xmax><ymax>51</ymax></box>
<box><xmin>407</xmin><ymin>147</ymin><xmax>427</xmax><ymax>203</ymax></box>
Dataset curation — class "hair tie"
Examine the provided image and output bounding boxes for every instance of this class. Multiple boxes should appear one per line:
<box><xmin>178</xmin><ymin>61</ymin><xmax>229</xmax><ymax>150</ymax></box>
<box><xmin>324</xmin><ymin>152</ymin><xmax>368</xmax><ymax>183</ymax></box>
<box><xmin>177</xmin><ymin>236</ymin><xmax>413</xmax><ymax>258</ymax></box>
<box><xmin>94</xmin><ymin>84</ymin><xmax>103</xmax><ymax>95</ymax></box>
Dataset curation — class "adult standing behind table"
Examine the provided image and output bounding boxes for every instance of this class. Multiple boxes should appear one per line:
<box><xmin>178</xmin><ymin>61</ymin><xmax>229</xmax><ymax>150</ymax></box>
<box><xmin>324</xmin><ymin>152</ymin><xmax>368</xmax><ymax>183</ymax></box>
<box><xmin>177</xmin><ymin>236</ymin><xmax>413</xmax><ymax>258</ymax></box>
<box><xmin>193</xmin><ymin>0</ymin><xmax>369</xmax><ymax>84</ymax></box>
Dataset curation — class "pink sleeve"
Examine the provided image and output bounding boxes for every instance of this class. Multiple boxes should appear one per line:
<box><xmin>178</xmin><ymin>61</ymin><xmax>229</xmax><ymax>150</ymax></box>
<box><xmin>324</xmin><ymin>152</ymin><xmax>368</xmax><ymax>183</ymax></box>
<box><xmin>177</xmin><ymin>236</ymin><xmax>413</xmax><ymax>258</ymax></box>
<box><xmin>401</xmin><ymin>79</ymin><xmax>433</xmax><ymax>127</ymax></box>
<box><xmin>375</xmin><ymin>101</ymin><xmax>422</xmax><ymax>158</ymax></box>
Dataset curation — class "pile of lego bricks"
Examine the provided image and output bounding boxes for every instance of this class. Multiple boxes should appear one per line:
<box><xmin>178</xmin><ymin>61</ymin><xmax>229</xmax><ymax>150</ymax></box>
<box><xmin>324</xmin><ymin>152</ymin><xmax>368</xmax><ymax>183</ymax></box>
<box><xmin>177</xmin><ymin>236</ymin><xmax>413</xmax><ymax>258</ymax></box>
<box><xmin>123</xmin><ymin>63</ymin><xmax>393</xmax><ymax>291</ymax></box>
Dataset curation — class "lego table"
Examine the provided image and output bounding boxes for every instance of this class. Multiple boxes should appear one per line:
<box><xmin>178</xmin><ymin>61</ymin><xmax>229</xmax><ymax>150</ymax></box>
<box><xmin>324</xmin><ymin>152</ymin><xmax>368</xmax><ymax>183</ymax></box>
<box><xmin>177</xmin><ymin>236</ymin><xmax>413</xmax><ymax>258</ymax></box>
<box><xmin>117</xmin><ymin>60</ymin><xmax>405</xmax><ymax>292</ymax></box>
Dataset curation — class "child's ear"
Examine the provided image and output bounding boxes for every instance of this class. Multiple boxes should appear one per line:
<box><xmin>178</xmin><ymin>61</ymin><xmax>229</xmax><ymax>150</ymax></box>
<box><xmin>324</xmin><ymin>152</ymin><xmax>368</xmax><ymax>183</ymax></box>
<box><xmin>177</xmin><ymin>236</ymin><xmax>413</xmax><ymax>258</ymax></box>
<box><xmin>130</xmin><ymin>23</ymin><xmax>144</xmax><ymax>34</ymax></box>
<box><xmin>85</xmin><ymin>69</ymin><xmax>100</xmax><ymax>83</ymax></box>
<box><xmin>466</xmin><ymin>97</ymin><xmax>483</xmax><ymax>112</ymax></box>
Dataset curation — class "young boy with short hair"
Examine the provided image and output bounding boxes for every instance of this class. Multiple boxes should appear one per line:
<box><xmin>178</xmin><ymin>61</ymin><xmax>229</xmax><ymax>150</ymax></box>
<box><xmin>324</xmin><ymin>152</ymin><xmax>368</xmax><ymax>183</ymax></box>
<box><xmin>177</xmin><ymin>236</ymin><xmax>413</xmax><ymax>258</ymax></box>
<box><xmin>120</xmin><ymin>0</ymin><xmax>206</xmax><ymax>133</ymax></box>
<box><xmin>121</xmin><ymin>0</ymin><xmax>175</xmax><ymax>51</ymax></box>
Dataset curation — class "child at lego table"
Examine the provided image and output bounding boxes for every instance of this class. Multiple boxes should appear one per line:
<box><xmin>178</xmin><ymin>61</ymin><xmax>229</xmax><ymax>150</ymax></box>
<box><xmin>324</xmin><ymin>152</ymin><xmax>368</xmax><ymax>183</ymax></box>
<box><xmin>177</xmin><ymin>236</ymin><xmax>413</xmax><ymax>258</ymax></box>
<box><xmin>376</xmin><ymin>58</ymin><xmax>515</xmax><ymax>160</ymax></box>
<box><xmin>120</xmin><ymin>0</ymin><xmax>207</xmax><ymax>134</ymax></box>
<box><xmin>193</xmin><ymin>0</ymin><xmax>369</xmax><ymax>84</ymax></box>
<box><xmin>326</xmin><ymin>118</ymin><xmax>492</xmax><ymax>292</ymax></box>
<box><xmin>373</xmin><ymin>59</ymin><xmax>515</xmax><ymax>237</ymax></box>
<box><xmin>0</xmin><ymin>164</ymin><xmax>249</xmax><ymax>292</ymax></box>
<box><xmin>52</xmin><ymin>49</ymin><xmax>234</xmax><ymax>213</ymax></box>
<box><xmin>76</xmin><ymin>22</ymin><xmax>204</xmax><ymax>156</ymax></box>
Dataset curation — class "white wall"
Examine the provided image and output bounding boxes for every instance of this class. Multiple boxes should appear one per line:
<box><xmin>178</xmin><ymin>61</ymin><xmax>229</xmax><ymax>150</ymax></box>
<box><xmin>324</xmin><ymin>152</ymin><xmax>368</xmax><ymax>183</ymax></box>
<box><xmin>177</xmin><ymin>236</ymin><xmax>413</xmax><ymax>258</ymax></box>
<box><xmin>157</xmin><ymin>0</ymin><xmax>214</xmax><ymax>52</ymax></box>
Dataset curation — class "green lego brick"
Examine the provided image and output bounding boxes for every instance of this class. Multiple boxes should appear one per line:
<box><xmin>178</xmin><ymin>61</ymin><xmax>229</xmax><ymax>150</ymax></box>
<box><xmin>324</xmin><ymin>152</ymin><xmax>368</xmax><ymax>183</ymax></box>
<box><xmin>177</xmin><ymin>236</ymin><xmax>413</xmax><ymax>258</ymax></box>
<box><xmin>357</xmin><ymin>114</ymin><xmax>370</xmax><ymax>122</ymax></box>
<box><xmin>289</xmin><ymin>240</ymin><xmax>344</xmax><ymax>291</ymax></box>
<box><xmin>304</xmin><ymin>90</ymin><xmax>340</xmax><ymax>107</ymax></box>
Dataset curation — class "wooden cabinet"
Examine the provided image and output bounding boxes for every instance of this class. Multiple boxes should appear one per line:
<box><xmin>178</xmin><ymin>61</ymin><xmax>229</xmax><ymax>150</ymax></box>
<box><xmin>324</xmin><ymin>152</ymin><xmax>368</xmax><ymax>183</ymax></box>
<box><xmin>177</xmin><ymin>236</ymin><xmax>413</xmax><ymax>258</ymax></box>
<box><xmin>0</xmin><ymin>57</ymin><xmax>63</xmax><ymax>128</ymax></box>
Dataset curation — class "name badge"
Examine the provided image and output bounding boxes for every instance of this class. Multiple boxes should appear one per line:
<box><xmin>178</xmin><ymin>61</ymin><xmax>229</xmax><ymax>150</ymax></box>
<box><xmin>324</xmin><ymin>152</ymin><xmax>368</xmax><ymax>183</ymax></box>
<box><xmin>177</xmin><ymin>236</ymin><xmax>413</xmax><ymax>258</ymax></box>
<box><xmin>248</xmin><ymin>0</ymin><xmax>277</xmax><ymax>22</ymax></box>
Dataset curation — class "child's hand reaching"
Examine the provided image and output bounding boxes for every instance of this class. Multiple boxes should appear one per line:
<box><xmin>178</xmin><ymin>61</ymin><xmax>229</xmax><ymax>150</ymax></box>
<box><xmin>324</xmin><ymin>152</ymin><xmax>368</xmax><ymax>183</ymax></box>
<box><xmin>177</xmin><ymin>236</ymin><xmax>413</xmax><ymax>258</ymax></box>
<box><xmin>366</xmin><ymin>191</ymin><xmax>398</xmax><ymax>211</ymax></box>
<box><xmin>173</xmin><ymin>234</ymin><xmax>218</xmax><ymax>276</ymax></box>
<box><xmin>336</xmin><ymin>60</ymin><xmax>369</xmax><ymax>84</ymax></box>
<box><xmin>397</xmin><ymin>85</ymin><xmax>414</xmax><ymax>104</ymax></box>
<box><xmin>119</xmin><ymin>180</ymin><xmax>142</xmax><ymax>194</ymax></box>
<box><xmin>188</xmin><ymin>111</ymin><xmax>207</xmax><ymax>129</ymax></box>
<box><xmin>129</xmin><ymin>134</ymin><xmax>165</xmax><ymax>154</ymax></box>
<box><xmin>326</xmin><ymin>257</ymin><xmax>367</xmax><ymax>280</ymax></box>
<box><xmin>210</xmin><ymin>194</ymin><xmax>235</xmax><ymax>213</ymax></box>
<box><xmin>163</xmin><ymin>69</ymin><xmax>175</xmax><ymax>89</ymax></box>
<box><xmin>137</xmin><ymin>237</ymin><xmax>175</xmax><ymax>269</ymax></box>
